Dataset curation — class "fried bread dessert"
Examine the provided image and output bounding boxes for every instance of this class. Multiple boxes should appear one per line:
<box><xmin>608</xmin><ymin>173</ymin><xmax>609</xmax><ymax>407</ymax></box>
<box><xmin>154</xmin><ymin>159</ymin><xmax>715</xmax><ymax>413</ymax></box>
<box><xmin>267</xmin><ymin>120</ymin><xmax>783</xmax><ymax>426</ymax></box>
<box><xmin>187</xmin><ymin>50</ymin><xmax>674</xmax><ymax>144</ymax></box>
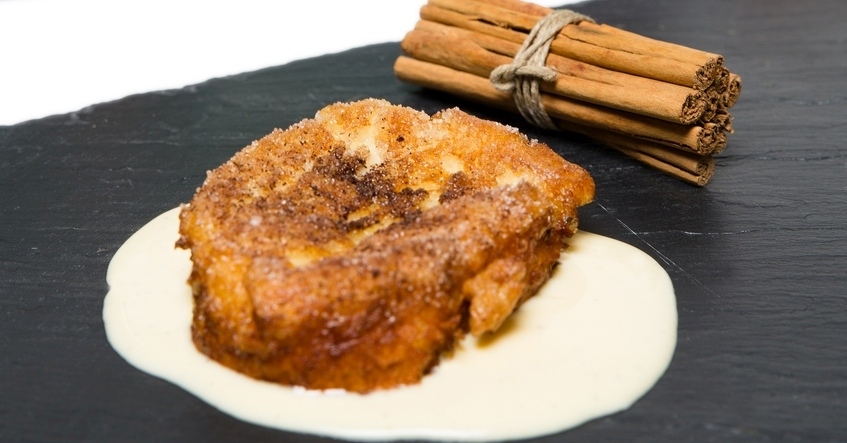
<box><xmin>177</xmin><ymin>99</ymin><xmax>594</xmax><ymax>393</ymax></box>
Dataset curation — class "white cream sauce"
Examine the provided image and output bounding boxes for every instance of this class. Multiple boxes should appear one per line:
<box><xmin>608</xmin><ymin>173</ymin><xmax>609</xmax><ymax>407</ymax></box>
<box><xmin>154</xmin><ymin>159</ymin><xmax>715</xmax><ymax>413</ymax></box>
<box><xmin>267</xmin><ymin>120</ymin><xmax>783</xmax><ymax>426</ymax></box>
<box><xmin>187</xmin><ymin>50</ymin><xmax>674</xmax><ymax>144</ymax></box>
<box><xmin>103</xmin><ymin>208</ymin><xmax>677</xmax><ymax>442</ymax></box>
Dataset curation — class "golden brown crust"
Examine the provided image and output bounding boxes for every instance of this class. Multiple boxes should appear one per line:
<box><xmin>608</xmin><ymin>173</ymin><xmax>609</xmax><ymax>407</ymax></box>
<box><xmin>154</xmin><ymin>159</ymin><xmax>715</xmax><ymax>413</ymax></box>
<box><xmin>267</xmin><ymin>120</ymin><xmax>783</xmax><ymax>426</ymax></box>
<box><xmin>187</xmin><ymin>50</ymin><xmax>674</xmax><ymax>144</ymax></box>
<box><xmin>178</xmin><ymin>99</ymin><xmax>594</xmax><ymax>392</ymax></box>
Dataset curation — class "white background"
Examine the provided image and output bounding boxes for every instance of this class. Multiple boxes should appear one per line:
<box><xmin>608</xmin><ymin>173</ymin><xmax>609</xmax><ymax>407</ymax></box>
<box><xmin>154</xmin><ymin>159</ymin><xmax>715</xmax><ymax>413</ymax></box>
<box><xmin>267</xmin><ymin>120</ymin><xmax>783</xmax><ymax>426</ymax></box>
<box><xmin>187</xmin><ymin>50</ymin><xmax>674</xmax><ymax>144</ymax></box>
<box><xmin>0</xmin><ymin>0</ymin><xmax>580</xmax><ymax>125</ymax></box>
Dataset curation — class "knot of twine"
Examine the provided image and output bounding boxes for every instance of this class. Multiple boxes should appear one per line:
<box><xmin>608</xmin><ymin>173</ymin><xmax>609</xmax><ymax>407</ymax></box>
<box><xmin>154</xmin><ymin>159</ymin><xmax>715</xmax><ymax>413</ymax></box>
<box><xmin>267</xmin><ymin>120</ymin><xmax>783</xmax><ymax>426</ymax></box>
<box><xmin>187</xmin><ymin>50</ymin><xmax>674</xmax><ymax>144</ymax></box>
<box><xmin>489</xmin><ymin>9</ymin><xmax>594</xmax><ymax>129</ymax></box>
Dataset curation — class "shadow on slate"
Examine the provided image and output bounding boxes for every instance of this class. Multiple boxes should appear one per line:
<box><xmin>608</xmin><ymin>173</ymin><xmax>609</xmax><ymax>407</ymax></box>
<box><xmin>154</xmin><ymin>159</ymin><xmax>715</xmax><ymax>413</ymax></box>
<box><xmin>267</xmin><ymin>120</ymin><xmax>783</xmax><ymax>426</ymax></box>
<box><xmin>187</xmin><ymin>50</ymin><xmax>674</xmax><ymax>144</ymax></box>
<box><xmin>1</xmin><ymin>0</ymin><xmax>846</xmax><ymax>442</ymax></box>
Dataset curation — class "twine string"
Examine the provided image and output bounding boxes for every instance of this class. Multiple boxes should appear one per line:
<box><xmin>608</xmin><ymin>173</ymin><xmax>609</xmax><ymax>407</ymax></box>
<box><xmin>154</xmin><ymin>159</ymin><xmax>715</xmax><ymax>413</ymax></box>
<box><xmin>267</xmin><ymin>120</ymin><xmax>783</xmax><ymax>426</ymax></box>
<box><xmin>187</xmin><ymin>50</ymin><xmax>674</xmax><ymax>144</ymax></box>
<box><xmin>489</xmin><ymin>10</ymin><xmax>594</xmax><ymax>129</ymax></box>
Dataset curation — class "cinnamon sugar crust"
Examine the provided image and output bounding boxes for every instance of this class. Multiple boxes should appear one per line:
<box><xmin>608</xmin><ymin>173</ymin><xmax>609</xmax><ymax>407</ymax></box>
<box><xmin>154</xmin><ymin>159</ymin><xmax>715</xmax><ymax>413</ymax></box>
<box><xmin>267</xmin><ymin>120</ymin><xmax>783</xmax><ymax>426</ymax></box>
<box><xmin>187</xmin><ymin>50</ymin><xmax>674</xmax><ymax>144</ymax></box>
<box><xmin>177</xmin><ymin>99</ymin><xmax>594</xmax><ymax>393</ymax></box>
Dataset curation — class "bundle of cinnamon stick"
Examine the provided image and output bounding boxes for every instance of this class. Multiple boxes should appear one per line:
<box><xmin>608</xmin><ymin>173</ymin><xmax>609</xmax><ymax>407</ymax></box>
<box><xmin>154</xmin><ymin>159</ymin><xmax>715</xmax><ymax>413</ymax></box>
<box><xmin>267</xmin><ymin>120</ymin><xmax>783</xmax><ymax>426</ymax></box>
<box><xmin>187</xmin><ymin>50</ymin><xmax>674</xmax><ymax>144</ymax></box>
<box><xmin>394</xmin><ymin>0</ymin><xmax>741</xmax><ymax>186</ymax></box>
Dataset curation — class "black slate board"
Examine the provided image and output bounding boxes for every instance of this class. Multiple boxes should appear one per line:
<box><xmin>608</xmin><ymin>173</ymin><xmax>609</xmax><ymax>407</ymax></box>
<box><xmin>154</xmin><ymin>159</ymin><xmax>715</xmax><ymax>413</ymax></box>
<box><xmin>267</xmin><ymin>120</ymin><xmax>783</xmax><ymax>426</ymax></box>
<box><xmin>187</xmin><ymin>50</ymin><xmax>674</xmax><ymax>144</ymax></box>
<box><xmin>2</xmin><ymin>0</ymin><xmax>846</xmax><ymax>442</ymax></box>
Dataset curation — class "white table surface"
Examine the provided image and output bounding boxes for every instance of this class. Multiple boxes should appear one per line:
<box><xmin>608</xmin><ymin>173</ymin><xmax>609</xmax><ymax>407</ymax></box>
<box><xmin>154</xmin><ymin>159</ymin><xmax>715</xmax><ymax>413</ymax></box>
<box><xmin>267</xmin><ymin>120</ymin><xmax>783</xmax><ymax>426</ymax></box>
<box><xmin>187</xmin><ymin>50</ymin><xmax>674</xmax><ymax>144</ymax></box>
<box><xmin>0</xmin><ymin>0</ymin><xmax>577</xmax><ymax>126</ymax></box>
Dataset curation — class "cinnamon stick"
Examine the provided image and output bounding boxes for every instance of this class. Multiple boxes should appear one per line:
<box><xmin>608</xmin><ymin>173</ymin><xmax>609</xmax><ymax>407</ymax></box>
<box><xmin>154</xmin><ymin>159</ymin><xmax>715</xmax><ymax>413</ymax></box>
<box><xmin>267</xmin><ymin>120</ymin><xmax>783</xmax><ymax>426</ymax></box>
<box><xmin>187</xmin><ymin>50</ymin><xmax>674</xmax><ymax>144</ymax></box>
<box><xmin>556</xmin><ymin>120</ymin><xmax>715</xmax><ymax>186</ymax></box>
<box><xmin>483</xmin><ymin>0</ymin><xmax>550</xmax><ymax>17</ymax></box>
<box><xmin>406</xmin><ymin>21</ymin><xmax>707</xmax><ymax>125</ymax></box>
<box><xmin>605</xmin><ymin>141</ymin><xmax>715</xmax><ymax>186</ymax></box>
<box><xmin>397</xmin><ymin>0</ymin><xmax>741</xmax><ymax>185</ymax></box>
<box><xmin>723</xmin><ymin>73</ymin><xmax>742</xmax><ymax>108</ymax></box>
<box><xmin>465</xmin><ymin>0</ymin><xmax>725</xmax><ymax>71</ymax></box>
<box><xmin>708</xmin><ymin>108</ymin><xmax>734</xmax><ymax>134</ymax></box>
<box><xmin>394</xmin><ymin>56</ymin><xmax>723</xmax><ymax>154</ymax></box>
<box><xmin>423</xmin><ymin>0</ymin><xmax>720</xmax><ymax>89</ymax></box>
<box><xmin>395</xmin><ymin>56</ymin><xmax>714</xmax><ymax>185</ymax></box>
<box><xmin>698</xmin><ymin>91</ymin><xmax>721</xmax><ymax>125</ymax></box>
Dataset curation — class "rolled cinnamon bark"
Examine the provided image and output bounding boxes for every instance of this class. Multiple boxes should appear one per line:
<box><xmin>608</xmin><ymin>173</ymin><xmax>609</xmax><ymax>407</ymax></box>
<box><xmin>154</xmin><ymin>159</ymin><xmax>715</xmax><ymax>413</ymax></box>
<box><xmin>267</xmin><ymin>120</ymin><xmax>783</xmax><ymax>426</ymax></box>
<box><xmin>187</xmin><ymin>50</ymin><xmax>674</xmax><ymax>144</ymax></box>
<box><xmin>469</xmin><ymin>0</ymin><xmax>725</xmax><ymax>78</ymax></box>
<box><xmin>394</xmin><ymin>56</ymin><xmax>724</xmax><ymax>154</ymax></box>
<box><xmin>398</xmin><ymin>0</ymin><xmax>742</xmax><ymax>185</ymax></box>
<box><xmin>723</xmin><ymin>73</ymin><xmax>742</xmax><ymax>108</ymax></box>
<box><xmin>708</xmin><ymin>108</ymin><xmax>734</xmax><ymax>134</ymax></box>
<box><xmin>556</xmin><ymin>120</ymin><xmax>715</xmax><ymax>186</ymax></box>
<box><xmin>424</xmin><ymin>0</ymin><xmax>721</xmax><ymax>89</ymax></box>
<box><xmin>604</xmin><ymin>141</ymin><xmax>715</xmax><ymax>186</ymax></box>
<box><xmin>406</xmin><ymin>21</ymin><xmax>707</xmax><ymax>125</ymax></box>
